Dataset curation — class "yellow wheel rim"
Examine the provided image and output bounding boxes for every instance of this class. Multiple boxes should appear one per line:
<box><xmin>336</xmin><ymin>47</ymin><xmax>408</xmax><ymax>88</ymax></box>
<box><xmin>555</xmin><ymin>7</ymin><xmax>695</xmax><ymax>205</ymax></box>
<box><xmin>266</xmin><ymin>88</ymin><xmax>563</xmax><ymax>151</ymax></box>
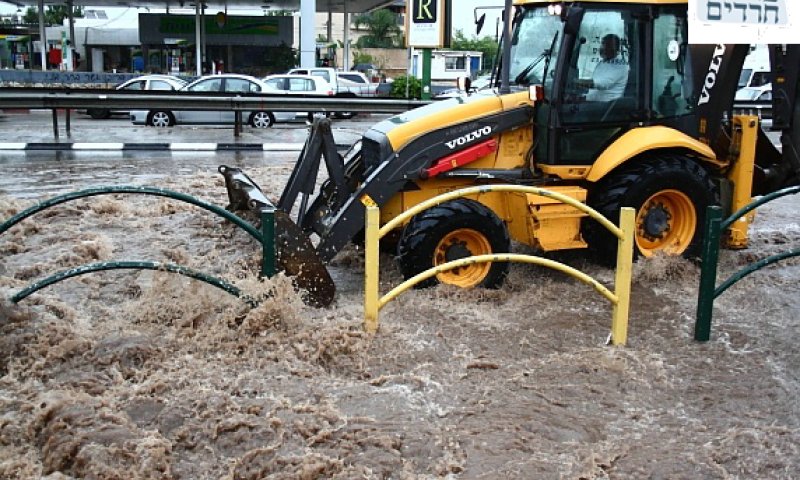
<box><xmin>635</xmin><ymin>189</ymin><xmax>697</xmax><ymax>256</ymax></box>
<box><xmin>433</xmin><ymin>228</ymin><xmax>493</xmax><ymax>288</ymax></box>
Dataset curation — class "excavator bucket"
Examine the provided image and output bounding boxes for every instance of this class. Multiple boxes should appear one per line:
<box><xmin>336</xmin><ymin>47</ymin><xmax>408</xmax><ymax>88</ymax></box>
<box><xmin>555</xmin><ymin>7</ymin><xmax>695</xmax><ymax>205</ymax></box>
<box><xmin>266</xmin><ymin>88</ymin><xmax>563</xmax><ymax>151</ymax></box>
<box><xmin>218</xmin><ymin>165</ymin><xmax>335</xmax><ymax>308</ymax></box>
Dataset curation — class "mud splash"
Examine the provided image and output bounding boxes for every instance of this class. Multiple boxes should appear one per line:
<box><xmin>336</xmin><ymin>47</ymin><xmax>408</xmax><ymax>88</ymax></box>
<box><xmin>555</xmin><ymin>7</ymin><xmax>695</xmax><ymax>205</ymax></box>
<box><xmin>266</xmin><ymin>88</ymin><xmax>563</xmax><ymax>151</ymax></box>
<box><xmin>1</xmin><ymin>164</ymin><xmax>799</xmax><ymax>478</ymax></box>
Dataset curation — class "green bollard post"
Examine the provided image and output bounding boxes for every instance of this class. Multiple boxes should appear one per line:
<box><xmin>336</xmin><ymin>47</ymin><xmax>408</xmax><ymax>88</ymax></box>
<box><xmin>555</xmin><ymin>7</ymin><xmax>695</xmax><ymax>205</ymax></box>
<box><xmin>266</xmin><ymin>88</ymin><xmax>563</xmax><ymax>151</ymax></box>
<box><xmin>695</xmin><ymin>206</ymin><xmax>724</xmax><ymax>342</ymax></box>
<box><xmin>260</xmin><ymin>207</ymin><xmax>276</xmax><ymax>278</ymax></box>
<box><xmin>421</xmin><ymin>48</ymin><xmax>432</xmax><ymax>100</ymax></box>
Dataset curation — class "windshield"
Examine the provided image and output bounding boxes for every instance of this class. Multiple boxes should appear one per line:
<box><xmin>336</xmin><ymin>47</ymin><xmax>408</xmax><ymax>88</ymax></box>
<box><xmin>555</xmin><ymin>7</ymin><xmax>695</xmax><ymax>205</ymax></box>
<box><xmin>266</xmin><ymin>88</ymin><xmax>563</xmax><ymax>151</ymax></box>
<box><xmin>738</xmin><ymin>69</ymin><xmax>752</xmax><ymax>88</ymax></box>
<box><xmin>508</xmin><ymin>6</ymin><xmax>564</xmax><ymax>89</ymax></box>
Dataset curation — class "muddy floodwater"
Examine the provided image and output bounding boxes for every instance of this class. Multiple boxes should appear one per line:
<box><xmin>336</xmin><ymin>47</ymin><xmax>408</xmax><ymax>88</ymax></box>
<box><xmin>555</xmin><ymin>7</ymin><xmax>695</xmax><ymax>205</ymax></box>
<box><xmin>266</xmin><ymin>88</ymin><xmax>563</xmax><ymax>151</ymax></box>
<box><xmin>1</xmin><ymin>147</ymin><xmax>799</xmax><ymax>479</ymax></box>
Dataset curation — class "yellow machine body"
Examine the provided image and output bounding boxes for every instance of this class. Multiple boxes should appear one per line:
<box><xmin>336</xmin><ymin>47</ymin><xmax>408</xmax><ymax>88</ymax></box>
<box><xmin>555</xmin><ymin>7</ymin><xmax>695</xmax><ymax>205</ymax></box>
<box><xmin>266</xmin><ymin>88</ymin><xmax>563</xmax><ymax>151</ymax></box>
<box><xmin>375</xmin><ymin>91</ymin><xmax>755</xmax><ymax>254</ymax></box>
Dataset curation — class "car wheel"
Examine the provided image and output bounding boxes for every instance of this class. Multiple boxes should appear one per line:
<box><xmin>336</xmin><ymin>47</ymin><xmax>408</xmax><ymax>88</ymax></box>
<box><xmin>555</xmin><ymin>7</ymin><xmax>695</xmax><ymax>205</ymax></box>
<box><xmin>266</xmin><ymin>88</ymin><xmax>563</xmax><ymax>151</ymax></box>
<box><xmin>88</xmin><ymin>108</ymin><xmax>111</xmax><ymax>120</ymax></box>
<box><xmin>396</xmin><ymin>198</ymin><xmax>510</xmax><ymax>289</ymax></box>
<box><xmin>147</xmin><ymin>110</ymin><xmax>175</xmax><ymax>127</ymax></box>
<box><xmin>249</xmin><ymin>111</ymin><xmax>274</xmax><ymax>128</ymax></box>
<box><xmin>334</xmin><ymin>93</ymin><xmax>357</xmax><ymax>119</ymax></box>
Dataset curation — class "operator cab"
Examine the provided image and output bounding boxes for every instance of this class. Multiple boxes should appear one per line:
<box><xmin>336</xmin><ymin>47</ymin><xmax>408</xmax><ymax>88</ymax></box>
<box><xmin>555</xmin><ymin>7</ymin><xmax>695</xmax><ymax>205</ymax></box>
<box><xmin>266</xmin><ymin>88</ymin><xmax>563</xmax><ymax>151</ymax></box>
<box><xmin>509</xmin><ymin>2</ymin><xmax>695</xmax><ymax>166</ymax></box>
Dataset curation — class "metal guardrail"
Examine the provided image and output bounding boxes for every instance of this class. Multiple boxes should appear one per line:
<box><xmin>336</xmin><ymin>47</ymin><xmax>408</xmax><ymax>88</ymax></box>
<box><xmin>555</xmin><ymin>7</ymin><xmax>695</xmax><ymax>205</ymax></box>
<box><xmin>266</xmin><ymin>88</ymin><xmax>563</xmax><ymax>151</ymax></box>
<box><xmin>0</xmin><ymin>88</ymin><xmax>429</xmax><ymax>113</ymax></box>
<box><xmin>0</xmin><ymin>69</ymin><xmax>191</xmax><ymax>87</ymax></box>
<box><xmin>733</xmin><ymin>100</ymin><xmax>772</xmax><ymax>119</ymax></box>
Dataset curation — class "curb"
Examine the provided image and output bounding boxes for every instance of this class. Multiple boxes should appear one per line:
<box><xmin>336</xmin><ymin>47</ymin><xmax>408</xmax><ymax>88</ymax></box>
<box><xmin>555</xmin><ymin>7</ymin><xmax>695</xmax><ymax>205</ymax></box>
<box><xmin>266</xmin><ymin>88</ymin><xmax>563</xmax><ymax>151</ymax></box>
<box><xmin>0</xmin><ymin>142</ymin><xmax>350</xmax><ymax>152</ymax></box>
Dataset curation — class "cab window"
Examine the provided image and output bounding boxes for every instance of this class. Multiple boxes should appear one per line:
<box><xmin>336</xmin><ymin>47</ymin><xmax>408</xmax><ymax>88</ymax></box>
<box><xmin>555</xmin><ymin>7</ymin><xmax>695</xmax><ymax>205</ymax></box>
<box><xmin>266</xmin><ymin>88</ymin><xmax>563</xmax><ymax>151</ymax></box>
<box><xmin>309</xmin><ymin>69</ymin><xmax>332</xmax><ymax>83</ymax></box>
<box><xmin>264</xmin><ymin>78</ymin><xmax>286</xmax><ymax>90</ymax></box>
<box><xmin>188</xmin><ymin>79</ymin><xmax>221</xmax><ymax>92</ymax></box>
<box><xmin>150</xmin><ymin>80</ymin><xmax>174</xmax><ymax>90</ymax></box>
<box><xmin>224</xmin><ymin>78</ymin><xmax>259</xmax><ymax>93</ymax></box>
<box><xmin>560</xmin><ymin>9</ymin><xmax>641</xmax><ymax>124</ymax></box>
<box><xmin>122</xmin><ymin>81</ymin><xmax>145</xmax><ymax>90</ymax></box>
<box><xmin>288</xmin><ymin>78</ymin><xmax>313</xmax><ymax>92</ymax></box>
<box><xmin>652</xmin><ymin>10</ymin><xmax>692</xmax><ymax>118</ymax></box>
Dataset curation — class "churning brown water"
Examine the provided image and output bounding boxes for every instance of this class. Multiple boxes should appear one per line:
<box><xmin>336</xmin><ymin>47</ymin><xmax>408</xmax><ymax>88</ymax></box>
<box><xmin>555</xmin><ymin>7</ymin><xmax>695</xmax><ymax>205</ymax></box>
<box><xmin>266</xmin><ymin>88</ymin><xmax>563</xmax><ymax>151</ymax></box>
<box><xmin>1</xmin><ymin>158</ymin><xmax>799</xmax><ymax>479</ymax></box>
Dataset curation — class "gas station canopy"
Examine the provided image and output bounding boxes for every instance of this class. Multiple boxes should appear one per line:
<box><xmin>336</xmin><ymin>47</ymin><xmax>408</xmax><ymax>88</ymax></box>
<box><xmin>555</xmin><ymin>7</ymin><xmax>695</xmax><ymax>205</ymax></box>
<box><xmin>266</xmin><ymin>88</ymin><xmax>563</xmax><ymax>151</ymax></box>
<box><xmin>0</xmin><ymin>0</ymin><xmax>396</xmax><ymax>13</ymax></box>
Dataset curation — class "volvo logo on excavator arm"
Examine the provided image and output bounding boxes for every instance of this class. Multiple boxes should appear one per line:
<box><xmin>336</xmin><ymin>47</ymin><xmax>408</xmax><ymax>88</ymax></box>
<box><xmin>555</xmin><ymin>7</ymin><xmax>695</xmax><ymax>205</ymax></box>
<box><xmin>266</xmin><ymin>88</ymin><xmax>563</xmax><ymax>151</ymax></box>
<box><xmin>698</xmin><ymin>44</ymin><xmax>727</xmax><ymax>105</ymax></box>
<box><xmin>445</xmin><ymin>126</ymin><xmax>494</xmax><ymax>149</ymax></box>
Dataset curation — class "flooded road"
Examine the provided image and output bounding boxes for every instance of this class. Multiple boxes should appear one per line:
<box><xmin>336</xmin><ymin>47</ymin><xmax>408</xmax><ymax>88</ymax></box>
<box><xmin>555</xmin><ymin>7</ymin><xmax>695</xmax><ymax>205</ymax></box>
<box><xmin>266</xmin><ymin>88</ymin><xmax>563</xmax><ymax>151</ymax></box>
<box><xmin>1</xmin><ymin>117</ymin><xmax>799</xmax><ymax>479</ymax></box>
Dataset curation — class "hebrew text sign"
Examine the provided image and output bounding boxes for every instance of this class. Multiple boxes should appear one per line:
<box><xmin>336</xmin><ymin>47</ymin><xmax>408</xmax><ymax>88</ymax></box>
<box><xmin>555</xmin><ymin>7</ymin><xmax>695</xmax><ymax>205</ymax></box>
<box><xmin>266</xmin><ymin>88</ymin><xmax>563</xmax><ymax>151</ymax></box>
<box><xmin>689</xmin><ymin>0</ymin><xmax>798</xmax><ymax>43</ymax></box>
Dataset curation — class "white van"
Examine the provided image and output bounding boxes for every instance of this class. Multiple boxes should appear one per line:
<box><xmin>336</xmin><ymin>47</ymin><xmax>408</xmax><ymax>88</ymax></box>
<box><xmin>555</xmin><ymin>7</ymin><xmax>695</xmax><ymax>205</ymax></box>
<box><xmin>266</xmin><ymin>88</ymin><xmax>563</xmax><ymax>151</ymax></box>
<box><xmin>736</xmin><ymin>45</ymin><xmax>771</xmax><ymax>100</ymax></box>
<box><xmin>738</xmin><ymin>67</ymin><xmax>770</xmax><ymax>90</ymax></box>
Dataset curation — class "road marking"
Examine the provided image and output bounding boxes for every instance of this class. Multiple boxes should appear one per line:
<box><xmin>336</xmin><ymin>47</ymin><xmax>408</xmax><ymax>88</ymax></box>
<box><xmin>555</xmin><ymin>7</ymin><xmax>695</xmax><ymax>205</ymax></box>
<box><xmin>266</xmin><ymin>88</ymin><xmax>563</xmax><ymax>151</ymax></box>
<box><xmin>0</xmin><ymin>142</ymin><xmax>343</xmax><ymax>152</ymax></box>
<box><xmin>72</xmin><ymin>143</ymin><xmax>125</xmax><ymax>150</ymax></box>
<box><xmin>169</xmin><ymin>143</ymin><xmax>219</xmax><ymax>151</ymax></box>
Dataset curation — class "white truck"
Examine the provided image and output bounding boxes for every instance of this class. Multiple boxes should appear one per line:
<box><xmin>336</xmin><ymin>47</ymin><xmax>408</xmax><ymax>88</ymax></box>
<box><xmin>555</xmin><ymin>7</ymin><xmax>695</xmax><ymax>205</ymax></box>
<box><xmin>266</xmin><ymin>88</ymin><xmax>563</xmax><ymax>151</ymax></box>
<box><xmin>288</xmin><ymin>67</ymin><xmax>379</xmax><ymax>118</ymax></box>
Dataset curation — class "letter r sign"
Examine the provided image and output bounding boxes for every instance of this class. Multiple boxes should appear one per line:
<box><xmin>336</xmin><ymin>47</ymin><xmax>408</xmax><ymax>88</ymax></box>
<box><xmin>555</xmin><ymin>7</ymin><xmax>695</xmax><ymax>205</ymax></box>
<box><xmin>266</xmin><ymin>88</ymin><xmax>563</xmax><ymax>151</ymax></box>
<box><xmin>414</xmin><ymin>0</ymin><xmax>437</xmax><ymax>23</ymax></box>
<box><xmin>407</xmin><ymin>0</ymin><xmax>446</xmax><ymax>47</ymax></box>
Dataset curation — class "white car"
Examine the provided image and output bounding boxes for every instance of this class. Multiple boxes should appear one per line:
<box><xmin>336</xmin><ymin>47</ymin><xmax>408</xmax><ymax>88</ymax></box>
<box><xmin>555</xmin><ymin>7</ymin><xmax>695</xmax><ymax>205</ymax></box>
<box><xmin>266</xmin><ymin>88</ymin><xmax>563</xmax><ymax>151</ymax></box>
<box><xmin>261</xmin><ymin>73</ymin><xmax>335</xmax><ymax>122</ymax></box>
<box><xmin>434</xmin><ymin>74</ymin><xmax>494</xmax><ymax>99</ymax></box>
<box><xmin>735</xmin><ymin>82</ymin><xmax>772</xmax><ymax>102</ymax></box>
<box><xmin>130</xmin><ymin>74</ymin><xmax>291</xmax><ymax>128</ymax></box>
<box><xmin>87</xmin><ymin>74</ymin><xmax>187</xmax><ymax>119</ymax></box>
<box><xmin>262</xmin><ymin>73</ymin><xmax>334</xmax><ymax>97</ymax></box>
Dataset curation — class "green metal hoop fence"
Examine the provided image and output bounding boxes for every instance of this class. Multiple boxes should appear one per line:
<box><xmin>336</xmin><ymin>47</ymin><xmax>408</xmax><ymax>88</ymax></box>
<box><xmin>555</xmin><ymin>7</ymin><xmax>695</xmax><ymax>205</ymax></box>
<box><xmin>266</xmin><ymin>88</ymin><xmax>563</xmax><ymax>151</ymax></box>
<box><xmin>695</xmin><ymin>186</ymin><xmax>800</xmax><ymax>341</ymax></box>
<box><xmin>1</xmin><ymin>185</ymin><xmax>275</xmax><ymax>305</ymax></box>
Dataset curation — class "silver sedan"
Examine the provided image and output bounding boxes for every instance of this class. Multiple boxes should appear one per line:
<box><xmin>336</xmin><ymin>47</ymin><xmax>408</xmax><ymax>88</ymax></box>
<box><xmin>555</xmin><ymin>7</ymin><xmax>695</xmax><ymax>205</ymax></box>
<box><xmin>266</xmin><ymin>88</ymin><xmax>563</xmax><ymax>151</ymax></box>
<box><xmin>130</xmin><ymin>74</ymin><xmax>304</xmax><ymax>128</ymax></box>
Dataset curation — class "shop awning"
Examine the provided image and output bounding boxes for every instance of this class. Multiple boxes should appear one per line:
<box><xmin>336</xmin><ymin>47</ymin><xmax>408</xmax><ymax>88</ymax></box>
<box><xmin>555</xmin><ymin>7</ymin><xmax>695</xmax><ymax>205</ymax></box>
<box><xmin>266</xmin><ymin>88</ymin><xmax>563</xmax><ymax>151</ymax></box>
<box><xmin>0</xmin><ymin>35</ymin><xmax>31</xmax><ymax>42</ymax></box>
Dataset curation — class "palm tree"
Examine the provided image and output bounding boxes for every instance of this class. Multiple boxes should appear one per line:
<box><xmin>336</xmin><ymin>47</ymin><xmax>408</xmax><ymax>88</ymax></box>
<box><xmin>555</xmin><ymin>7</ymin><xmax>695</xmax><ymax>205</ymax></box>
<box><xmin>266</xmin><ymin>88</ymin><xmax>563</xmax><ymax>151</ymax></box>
<box><xmin>353</xmin><ymin>9</ymin><xmax>401</xmax><ymax>48</ymax></box>
<box><xmin>23</xmin><ymin>6</ymin><xmax>83</xmax><ymax>25</ymax></box>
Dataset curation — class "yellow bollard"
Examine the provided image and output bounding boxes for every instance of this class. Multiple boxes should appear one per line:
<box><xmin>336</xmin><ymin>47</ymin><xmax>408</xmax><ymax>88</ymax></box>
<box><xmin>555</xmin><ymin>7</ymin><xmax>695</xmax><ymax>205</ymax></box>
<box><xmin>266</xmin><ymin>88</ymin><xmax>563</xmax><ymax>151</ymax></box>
<box><xmin>725</xmin><ymin>115</ymin><xmax>758</xmax><ymax>249</ymax></box>
<box><xmin>363</xmin><ymin>198</ymin><xmax>380</xmax><ymax>333</ymax></box>
<box><xmin>611</xmin><ymin>207</ymin><xmax>635</xmax><ymax>346</ymax></box>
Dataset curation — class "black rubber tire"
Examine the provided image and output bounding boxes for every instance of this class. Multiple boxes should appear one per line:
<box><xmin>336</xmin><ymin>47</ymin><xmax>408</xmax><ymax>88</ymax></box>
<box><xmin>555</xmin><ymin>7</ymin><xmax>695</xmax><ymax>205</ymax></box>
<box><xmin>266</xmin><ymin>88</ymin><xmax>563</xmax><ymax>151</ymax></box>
<box><xmin>88</xmin><ymin>108</ymin><xmax>111</xmax><ymax>120</ymax></box>
<box><xmin>249</xmin><ymin>111</ymin><xmax>275</xmax><ymax>128</ymax></box>
<box><xmin>396</xmin><ymin>198</ymin><xmax>510</xmax><ymax>289</ymax></box>
<box><xmin>584</xmin><ymin>153</ymin><xmax>719</xmax><ymax>263</ymax></box>
<box><xmin>147</xmin><ymin>110</ymin><xmax>175</xmax><ymax>127</ymax></box>
<box><xmin>334</xmin><ymin>93</ymin><xmax>357</xmax><ymax>119</ymax></box>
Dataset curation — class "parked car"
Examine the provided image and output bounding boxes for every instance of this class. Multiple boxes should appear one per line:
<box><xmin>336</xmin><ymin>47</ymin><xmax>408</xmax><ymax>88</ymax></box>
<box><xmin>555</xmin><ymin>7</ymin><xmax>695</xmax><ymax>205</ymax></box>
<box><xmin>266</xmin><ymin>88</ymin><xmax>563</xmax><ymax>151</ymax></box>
<box><xmin>262</xmin><ymin>73</ymin><xmax>333</xmax><ymax>97</ymax></box>
<box><xmin>261</xmin><ymin>73</ymin><xmax>334</xmax><ymax>122</ymax></box>
<box><xmin>86</xmin><ymin>74</ymin><xmax>187</xmax><ymax>119</ymax></box>
<box><xmin>434</xmin><ymin>74</ymin><xmax>494</xmax><ymax>100</ymax></box>
<box><xmin>735</xmin><ymin>82</ymin><xmax>772</xmax><ymax>102</ymax></box>
<box><xmin>288</xmin><ymin>67</ymin><xmax>379</xmax><ymax>118</ymax></box>
<box><xmin>287</xmin><ymin>68</ymin><xmax>379</xmax><ymax>98</ymax></box>
<box><xmin>130</xmin><ymin>74</ymin><xmax>290</xmax><ymax>128</ymax></box>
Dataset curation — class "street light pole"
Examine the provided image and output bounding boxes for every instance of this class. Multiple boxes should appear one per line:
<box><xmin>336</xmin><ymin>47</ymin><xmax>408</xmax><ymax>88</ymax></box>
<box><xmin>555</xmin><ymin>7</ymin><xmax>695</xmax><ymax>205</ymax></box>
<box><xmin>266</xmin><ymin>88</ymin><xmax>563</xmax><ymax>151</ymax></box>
<box><xmin>38</xmin><ymin>0</ymin><xmax>46</xmax><ymax>70</ymax></box>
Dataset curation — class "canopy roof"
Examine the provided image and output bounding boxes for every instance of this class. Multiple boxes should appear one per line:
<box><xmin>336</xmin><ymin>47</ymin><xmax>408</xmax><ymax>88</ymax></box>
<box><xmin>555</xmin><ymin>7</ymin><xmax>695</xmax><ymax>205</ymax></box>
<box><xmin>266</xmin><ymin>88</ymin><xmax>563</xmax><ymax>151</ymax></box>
<box><xmin>1</xmin><ymin>0</ymin><xmax>397</xmax><ymax>13</ymax></box>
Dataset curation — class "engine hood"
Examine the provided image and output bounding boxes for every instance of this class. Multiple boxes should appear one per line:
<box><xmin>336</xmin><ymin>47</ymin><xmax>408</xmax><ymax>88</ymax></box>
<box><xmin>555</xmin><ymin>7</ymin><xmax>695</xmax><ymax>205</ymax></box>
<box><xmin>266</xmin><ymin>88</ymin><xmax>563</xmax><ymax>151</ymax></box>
<box><xmin>365</xmin><ymin>90</ymin><xmax>533</xmax><ymax>153</ymax></box>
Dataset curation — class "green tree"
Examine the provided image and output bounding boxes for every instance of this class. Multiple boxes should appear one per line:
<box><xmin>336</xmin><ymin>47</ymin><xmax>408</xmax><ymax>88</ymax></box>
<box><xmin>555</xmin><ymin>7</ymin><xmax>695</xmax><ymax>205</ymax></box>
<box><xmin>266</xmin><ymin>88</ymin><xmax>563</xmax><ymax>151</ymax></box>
<box><xmin>352</xmin><ymin>50</ymin><xmax>373</xmax><ymax>66</ymax></box>
<box><xmin>23</xmin><ymin>6</ymin><xmax>83</xmax><ymax>25</ymax></box>
<box><xmin>390</xmin><ymin>75</ymin><xmax>422</xmax><ymax>99</ymax></box>
<box><xmin>264</xmin><ymin>42</ymin><xmax>298</xmax><ymax>74</ymax></box>
<box><xmin>353</xmin><ymin>9</ymin><xmax>401</xmax><ymax>48</ymax></box>
<box><xmin>451</xmin><ymin>29</ymin><xmax>500</xmax><ymax>74</ymax></box>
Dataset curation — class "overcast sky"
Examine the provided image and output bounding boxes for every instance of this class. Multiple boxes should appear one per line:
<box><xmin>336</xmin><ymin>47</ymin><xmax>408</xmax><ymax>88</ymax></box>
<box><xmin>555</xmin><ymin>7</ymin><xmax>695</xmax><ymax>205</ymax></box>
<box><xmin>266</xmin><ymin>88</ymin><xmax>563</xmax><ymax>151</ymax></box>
<box><xmin>451</xmin><ymin>0</ymin><xmax>505</xmax><ymax>38</ymax></box>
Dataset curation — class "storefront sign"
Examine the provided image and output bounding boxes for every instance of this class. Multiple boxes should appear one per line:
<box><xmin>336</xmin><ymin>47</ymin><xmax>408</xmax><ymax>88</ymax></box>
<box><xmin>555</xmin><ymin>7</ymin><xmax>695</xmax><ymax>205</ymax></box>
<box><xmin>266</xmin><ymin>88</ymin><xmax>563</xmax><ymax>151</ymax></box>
<box><xmin>406</xmin><ymin>0</ymin><xmax>446</xmax><ymax>48</ymax></box>
<box><xmin>139</xmin><ymin>13</ymin><xmax>293</xmax><ymax>46</ymax></box>
<box><xmin>688</xmin><ymin>0</ymin><xmax>799</xmax><ymax>43</ymax></box>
